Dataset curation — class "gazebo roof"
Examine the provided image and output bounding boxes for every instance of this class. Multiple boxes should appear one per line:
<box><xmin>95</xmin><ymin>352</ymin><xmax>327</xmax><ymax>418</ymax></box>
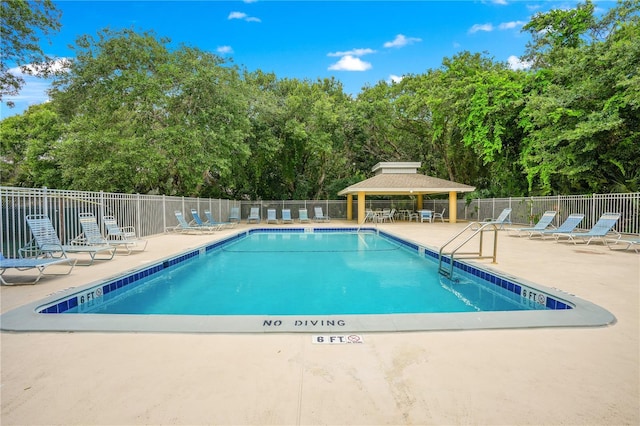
<box><xmin>338</xmin><ymin>162</ymin><xmax>475</xmax><ymax>196</ymax></box>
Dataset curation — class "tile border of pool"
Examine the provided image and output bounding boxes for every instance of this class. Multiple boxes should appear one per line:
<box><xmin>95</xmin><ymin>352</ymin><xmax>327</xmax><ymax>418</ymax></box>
<box><xmin>0</xmin><ymin>227</ymin><xmax>616</xmax><ymax>333</ymax></box>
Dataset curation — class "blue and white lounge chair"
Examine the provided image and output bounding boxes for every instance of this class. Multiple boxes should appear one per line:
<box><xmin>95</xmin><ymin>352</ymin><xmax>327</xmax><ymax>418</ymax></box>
<box><xmin>266</xmin><ymin>209</ymin><xmax>279</xmax><ymax>224</ymax></box>
<box><xmin>228</xmin><ymin>207</ymin><xmax>241</xmax><ymax>223</ymax></box>
<box><xmin>529</xmin><ymin>213</ymin><xmax>585</xmax><ymax>240</ymax></box>
<box><xmin>554</xmin><ymin>212</ymin><xmax>621</xmax><ymax>245</ymax></box>
<box><xmin>102</xmin><ymin>215</ymin><xmax>148</xmax><ymax>254</ymax></box>
<box><xmin>0</xmin><ymin>252</ymin><xmax>76</xmax><ymax>285</ymax></box>
<box><xmin>247</xmin><ymin>207</ymin><xmax>260</xmax><ymax>224</ymax></box>
<box><xmin>204</xmin><ymin>210</ymin><xmax>236</xmax><ymax>229</ymax></box>
<box><xmin>281</xmin><ymin>209</ymin><xmax>294</xmax><ymax>224</ymax></box>
<box><xmin>607</xmin><ymin>238</ymin><xmax>640</xmax><ymax>253</ymax></box>
<box><xmin>313</xmin><ymin>207</ymin><xmax>330</xmax><ymax>222</ymax></box>
<box><xmin>169</xmin><ymin>211</ymin><xmax>219</xmax><ymax>233</ymax></box>
<box><xmin>480</xmin><ymin>208</ymin><xmax>512</xmax><ymax>229</ymax></box>
<box><xmin>76</xmin><ymin>213</ymin><xmax>146</xmax><ymax>256</ymax></box>
<box><xmin>508</xmin><ymin>210</ymin><xmax>558</xmax><ymax>237</ymax></box>
<box><xmin>190</xmin><ymin>209</ymin><xmax>212</xmax><ymax>227</ymax></box>
<box><xmin>299</xmin><ymin>208</ymin><xmax>310</xmax><ymax>223</ymax></box>
<box><xmin>23</xmin><ymin>214</ymin><xmax>116</xmax><ymax>265</ymax></box>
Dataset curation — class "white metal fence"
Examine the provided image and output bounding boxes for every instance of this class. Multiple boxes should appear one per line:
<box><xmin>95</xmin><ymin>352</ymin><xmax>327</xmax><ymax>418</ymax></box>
<box><xmin>1</xmin><ymin>186</ymin><xmax>638</xmax><ymax>257</ymax></box>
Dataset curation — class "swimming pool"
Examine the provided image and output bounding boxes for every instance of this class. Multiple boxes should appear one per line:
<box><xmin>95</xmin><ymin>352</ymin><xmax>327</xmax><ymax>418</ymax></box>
<box><xmin>0</xmin><ymin>228</ymin><xmax>616</xmax><ymax>333</ymax></box>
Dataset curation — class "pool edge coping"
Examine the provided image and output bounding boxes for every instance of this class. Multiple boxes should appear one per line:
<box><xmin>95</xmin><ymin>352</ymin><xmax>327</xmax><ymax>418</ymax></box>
<box><xmin>0</xmin><ymin>227</ymin><xmax>617</xmax><ymax>333</ymax></box>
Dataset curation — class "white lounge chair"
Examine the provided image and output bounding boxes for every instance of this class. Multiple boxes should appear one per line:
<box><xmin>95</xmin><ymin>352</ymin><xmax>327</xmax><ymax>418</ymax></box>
<box><xmin>76</xmin><ymin>213</ymin><xmax>147</xmax><ymax>256</ymax></box>
<box><xmin>23</xmin><ymin>214</ymin><xmax>116</xmax><ymax>266</ymax></box>
<box><xmin>103</xmin><ymin>215</ymin><xmax>148</xmax><ymax>254</ymax></box>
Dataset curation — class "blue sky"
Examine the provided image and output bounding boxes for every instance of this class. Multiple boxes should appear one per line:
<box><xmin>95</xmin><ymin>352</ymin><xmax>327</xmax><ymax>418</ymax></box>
<box><xmin>1</xmin><ymin>0</ymin><xmax>615</xmax><ymax>119</ymax></box>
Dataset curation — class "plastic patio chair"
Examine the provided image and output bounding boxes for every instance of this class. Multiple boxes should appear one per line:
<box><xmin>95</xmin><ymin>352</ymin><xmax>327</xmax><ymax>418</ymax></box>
<box><xmin>432</xmin><ymin>208</ymin><xmax>446</xmax><ymax>223</ymax></box>
<box><xmin>419</xmin><ymin>210</ymin><xmax>433</xmax><ymax>223</ymax></box>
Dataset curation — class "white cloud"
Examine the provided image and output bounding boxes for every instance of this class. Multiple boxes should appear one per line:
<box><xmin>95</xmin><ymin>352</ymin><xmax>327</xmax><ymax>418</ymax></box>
<box><xmin>492</xmin><ymin>0</ymin><xmax>509</xmax><ymax>5</ymax></box>
<box><xmin>327</xmin><ymin>48</ymin><xmax>375</xmax><ymax>57</ymax></box>
<box><xmin>388</xmin><ymin>74</ymin><xmax>404</xmax><ymax>84</ymax></box>
<box><xmin>469</xmin><ymin>23</ymin><xmax>494</xmax><ymax>34</ymax></box>
<box><xmin>217</xmin><ymin>46</ymin><xmax>233</xmax><ymax>54</ymax></box>
<box><xmin>499</xmin><ymin>20</ymin><xmax>526</xmax><ymax>30</ymax></box>
<box><xmin>383</xmin><ymin>34</ymin><xmax>422</xmax><ymax>48</ymax></box>
<box><xmin>507</xmin><ymin>55</ymin><xmax>532</xmax><ymax>70</ymax></box>
<box><xmin>10</xmin><ymin>57</ymin><xmax>71</xmax><ymax>77</ymax></box>
<box><xmin>228</xmin><ymin>11</ymin><xmax>261</xmax><ymax>22</ymax></box>
<box><xmin>328</xmin><ymin>55</ymin><xmax>372</xmax><ymax>71</ymax></box>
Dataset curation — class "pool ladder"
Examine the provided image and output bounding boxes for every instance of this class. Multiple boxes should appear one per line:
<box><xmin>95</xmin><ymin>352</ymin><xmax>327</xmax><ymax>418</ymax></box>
<box><xmin>438</xmin><ymin>222</ymin><xmax>500</xmax><ymax>279</ymax></box>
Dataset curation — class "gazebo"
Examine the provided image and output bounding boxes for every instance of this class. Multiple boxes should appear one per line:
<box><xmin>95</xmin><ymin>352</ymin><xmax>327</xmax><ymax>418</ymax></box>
<box><xmin>338</xmin><ymin>162</ymin><xmax>476</xmax><ymax>224</ymax></box>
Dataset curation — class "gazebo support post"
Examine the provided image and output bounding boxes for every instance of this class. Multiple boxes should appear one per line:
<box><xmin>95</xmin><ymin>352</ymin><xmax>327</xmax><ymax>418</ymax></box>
<box><xmin>357</xmin><ymin>192</ymin><xmax>365</xmax><ymax>224</ymax></box>
<box><xmin>417</xmin><ymin>194</ymin><xmax>423</xmax><ymax>211</ymax></box>
<box><xmin>346</xmin><ymin>194</ymin><xmax>353</xmax><ymax>221</ymax></box>
<box><xmin>449</xmin><ymin>191</ymin><xmax>457</xmax><ymax>223</ymax></box>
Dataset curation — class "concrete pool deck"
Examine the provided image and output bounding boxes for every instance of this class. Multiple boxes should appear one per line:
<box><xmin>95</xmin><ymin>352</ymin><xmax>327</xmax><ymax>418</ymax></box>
<box><xmin>1</xmin><ymin>221</ymin><xmax>638</xmax><ymax>425</ymax></box>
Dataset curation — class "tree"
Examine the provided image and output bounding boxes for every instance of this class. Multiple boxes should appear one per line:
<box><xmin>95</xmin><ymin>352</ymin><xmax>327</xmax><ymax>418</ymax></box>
<box><xmin>49</xmin><ymin>28</ymin><xmax>252</xmax><ymax>195</ymax></box>
<box><xmin>1</xmin><ymin>0</ymin><xmax>61</xmax><ymax>106</ymax></box>
<box><xmin>519</xmin><ymin>0</ymin><xmax>640</xmax><ymax>194</ymax></box>
<box><xmin>0</xmin><ymin>102</ymin><xmax>63</xmax><ymax>187</ymax></box>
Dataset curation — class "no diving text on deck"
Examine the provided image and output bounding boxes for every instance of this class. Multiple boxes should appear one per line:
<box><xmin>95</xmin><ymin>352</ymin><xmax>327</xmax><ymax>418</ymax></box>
<box><xmin>263</xmin><ymin>319</ymin><xmax>346</xmax><ymax>328</ymax></box>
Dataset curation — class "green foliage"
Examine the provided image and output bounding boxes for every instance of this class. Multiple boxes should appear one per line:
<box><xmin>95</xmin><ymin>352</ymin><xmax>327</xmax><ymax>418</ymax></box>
<box><xmin>0</xmin><ymin>103</ymin><xmax>63</xmax><ymax>186</ymax></box>
<box><xmin>1</xmin><ymin>0</ymin><xmax>61</xmax><ymax>106</ymax></box>
<box><xmin>1</xmin><ymin>1</ymin><xmax>638</xmax><ymax>199</ymax></box>
<box><xmin>49</xmin><ymin>28</ymin><xmax>251</xmax><ymax>195</ymax></box>
<box><xmin>519</xmin><ymin>0</ymin><xmax>640</xmax><ymax>194</ymax></box>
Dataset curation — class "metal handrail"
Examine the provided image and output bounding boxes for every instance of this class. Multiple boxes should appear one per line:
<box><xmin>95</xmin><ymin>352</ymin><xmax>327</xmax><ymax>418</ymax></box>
<box><xmin>438</xmin><ymin>222</ymin><xmax>500</xmax><ymax>279</ymax></box>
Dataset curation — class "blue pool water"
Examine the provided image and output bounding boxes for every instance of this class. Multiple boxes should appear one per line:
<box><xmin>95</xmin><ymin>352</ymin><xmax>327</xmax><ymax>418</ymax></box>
<box><xmin>65</xmin><ymin>231</ymin><xmax>548</xmax><ymax>315</ymax></box>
